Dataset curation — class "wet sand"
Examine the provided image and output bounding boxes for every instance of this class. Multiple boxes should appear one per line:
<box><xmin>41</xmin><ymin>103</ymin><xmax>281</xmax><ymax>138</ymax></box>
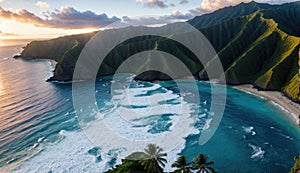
<box><xmin>235</xmin><ymin>85</ymin><xmax>300</xmax><ymax>126</ymax></box>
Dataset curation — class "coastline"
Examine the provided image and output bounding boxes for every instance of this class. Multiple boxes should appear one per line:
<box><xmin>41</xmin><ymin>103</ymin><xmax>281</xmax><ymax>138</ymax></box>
<box><xmin>48</xmin><ymin>59</ymin><xmax>57</xmax><ymax>70</ymax></box>
<box><xmin>234</xmin><ymin>84</ymin><xmax>300</xmax><ymax>126</ymax></box>
<box><xmin>19</xmin><ymin>47</ymin><xmax>299</xmax><ymax>127</ymax></box>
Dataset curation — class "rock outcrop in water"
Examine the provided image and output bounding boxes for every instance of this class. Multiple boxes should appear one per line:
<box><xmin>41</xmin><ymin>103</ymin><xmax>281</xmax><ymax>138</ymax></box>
<box><xmin>16</xmin><ymin>1</ymin><xmax>300</xmax><ymax>102</ymax></box>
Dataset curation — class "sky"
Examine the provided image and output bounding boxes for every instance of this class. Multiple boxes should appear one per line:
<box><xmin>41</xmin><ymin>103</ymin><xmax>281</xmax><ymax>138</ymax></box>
<box><xmin>0</xmin><ymin>0</ymin><xmax>297</xmax><ymax>39</ymax></box>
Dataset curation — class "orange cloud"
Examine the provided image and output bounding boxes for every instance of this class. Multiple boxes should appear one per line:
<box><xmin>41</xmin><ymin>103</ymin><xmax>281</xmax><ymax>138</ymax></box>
<box><xmin>201</xmin><ymin>0</ymin><xmax>251</xmax><ymax>11</ymax></box>
<box><xmin>0</xmin><ymin>6</ymin><xmax>120</xmax><ymax>29</ymax></box>
<box><xmin>36</xmin><ymin>1</ymin><xmax>50</xmax><ymax>9</ymax></box>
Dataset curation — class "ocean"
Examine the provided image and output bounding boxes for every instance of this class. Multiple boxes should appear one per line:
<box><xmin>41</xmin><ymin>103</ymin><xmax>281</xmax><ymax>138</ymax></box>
<box><xmin>0</xmin><ymin>41</ymin><xmax>299</xmax><ymax>172</ymax></box>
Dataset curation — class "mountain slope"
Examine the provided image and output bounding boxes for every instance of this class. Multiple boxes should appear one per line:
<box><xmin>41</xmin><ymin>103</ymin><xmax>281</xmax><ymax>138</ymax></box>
<box><xmin>197</xmin><ymin>9</ymin><xmax>300</xmax><ymax>100</ymax></box>
<box><xmin>16</xmin><ymin>1</ymin><xmax>300</xmax><ymax>102</ymax></box>
<box><xmin>188</xmin><ymin>1</ymin><xmax>273</xmax><ymax>28</ymax></box>
<box><xmin>188</xmin><ymin>1</ymin><xmax>300</xmax><ymax>29</ymax></box>
<box><xmin>18</xmin><ymin>32</ymin><xmax>95</xmax><ymax>61</ymax></box>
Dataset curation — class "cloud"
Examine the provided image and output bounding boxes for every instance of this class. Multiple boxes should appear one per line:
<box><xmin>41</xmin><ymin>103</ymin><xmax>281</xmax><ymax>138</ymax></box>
<box><xmin>137</xmin><ymin>0</ymin><xmax>169</xmax><ymax>9</ymax></box>
<box><xmin>122</xmin><ymin>16</ymin><xmax>170</xmax><ymax>26</ymax></box>
<box><xmin>0</xmin><ymin>30</ymin><xmax>18</xmax><ymax>36</ymax></box>
<box><xmin>200</xmin><ymin>0</ymin><xmax>250</xmax><ymax>12</ymax></box>
<box><xmin>0</xmin><ymin>6</ymin><xmax>120</xmax><ymax>29</ymax></box>
<box><xmin>146</xmin><ymin>0</ymin><xmax>168</xmax><ymax>8</ymax></box>
<box><xmin>179</xmin><ymin>0</ymin><xmax>189</xmax><ymax>5</ymax></box>
<box><xmin>1</xmin><ymin>0</ymin><xmax>296</xmax><ymax>30</ymax></box>
<box><xmin>121</xmin><ymin>10</ymin><xmax>192</xmax><ymax>26</ymax></box>
<box><xmin>189</xmin><ymin>7</ymin><xmax>210</xmax><ymax>16</ymax></box>
<box><xmin>36</xmin><ymin>1</ymin><xmax>50</xmax><ymax>9</ymax></box>
<box><xmin>172</xmin><ymin>10</ymin><xmax>182</xmax><ymax>16</ymax></box>
<box><xmin>169</xmin><ymin>10</ymin><xmax>192</xmax><ymax>19</ymax></box>
<box><xmin>190</xmin><ymin>0</ymin><xmax>297</xmax><ymax>15</ymax></box>
<box><xmin>0</xmin><ymin>8</ymin><xmax>45</xmax><ymax>25</ymax></box>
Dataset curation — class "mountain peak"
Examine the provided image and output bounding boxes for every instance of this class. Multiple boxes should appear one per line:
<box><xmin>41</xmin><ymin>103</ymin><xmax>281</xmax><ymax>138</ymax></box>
<box><xmin>236</xmin><ymin>0</ymin><xmax>272</xmax><ymax>9</ymax></box>
<box><xmin>189</xmin><ymin>1</ymin><xmax>275</xmax><ymax>28</ymax></box>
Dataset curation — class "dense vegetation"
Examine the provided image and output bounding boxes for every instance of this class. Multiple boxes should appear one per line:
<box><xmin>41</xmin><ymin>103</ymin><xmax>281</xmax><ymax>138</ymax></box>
<box><xmin>105</xmin><ymin>144</ymin><xmax>216</xmax><ymax>173</ymax></box>
<box><xmin>16</xmin><ymin>1</ymin><xmax>300</xmax><ymax>101</ymax></box>
<box><xmin>105</xmin><ymin>144</ymin><xmax>299</xmax><ymax>173</ymax></box>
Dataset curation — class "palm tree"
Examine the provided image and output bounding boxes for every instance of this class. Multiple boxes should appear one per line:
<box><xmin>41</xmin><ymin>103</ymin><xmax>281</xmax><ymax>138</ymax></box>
<box><xmin>171</xmin><ymin>155</ymin><xmax>192</xmax><ymax>173</ymax></box>
<box><xmin>139</xmin><ymin>144</ymin><xmax>167</xmax><ymax>173</ymax></box>
<box><xmin>191</xmin><ymin>154</ymin><xmax>216</xmax><ymax>173</ymax></box>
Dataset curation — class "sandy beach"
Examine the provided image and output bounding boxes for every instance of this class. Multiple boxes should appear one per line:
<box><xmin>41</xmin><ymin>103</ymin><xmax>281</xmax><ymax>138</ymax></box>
<box><xmin>235</xmin><ymin>85</ymin><xmax>300</xmax><ymax>126</ymax></box>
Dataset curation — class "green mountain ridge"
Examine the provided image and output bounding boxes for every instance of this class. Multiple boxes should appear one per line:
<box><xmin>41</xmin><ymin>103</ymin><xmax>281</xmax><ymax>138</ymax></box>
<box><xmin>16</xmin><ymin>1</ymin><xmax>300</xmax><ymax>102</ymax></box>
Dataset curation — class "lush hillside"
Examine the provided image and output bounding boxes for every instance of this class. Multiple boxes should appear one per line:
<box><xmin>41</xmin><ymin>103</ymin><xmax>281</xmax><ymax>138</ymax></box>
<box><xmin>199</xmin><ymin>9</ymin><xmax>300</xmax><ymax>101</ymax></box>
<box><xmin>16</xmin><ymin>1</ymin><xmax>300</xmax><ymax>101</ymax></box>
<box><xmin>188</xmin><ymin>1</ymin><xmax>300</xmax><ymax>29</ymax></box>
<box><xmin>17</xmin><ymin>32</ymin><xmax>95</xmax><ymax>61</ymax></box>
<box><xmin>188</xmin><ymin>1</ymin><xmax>273</xmax><ymax>28</ymax></box>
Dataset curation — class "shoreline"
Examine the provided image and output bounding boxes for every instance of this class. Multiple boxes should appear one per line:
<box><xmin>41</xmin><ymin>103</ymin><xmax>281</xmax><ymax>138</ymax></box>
<box><xmin>234</xmin><ymin>84</ymin><xmax>300</xmax><ymax>126</ymax></box>
<box><xmin>48</xmin><ymin>59</ymin><xmax>57</xmax><ymax>70</ymax></box>
<box><xmin>35</xmin><ymin>57</ymin><xmax>300</xmax><ymax>126</ymax></box>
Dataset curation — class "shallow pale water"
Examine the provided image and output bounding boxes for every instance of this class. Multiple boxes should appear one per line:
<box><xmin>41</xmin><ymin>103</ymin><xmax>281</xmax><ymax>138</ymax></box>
<box><xmin>0</xmin><ymin>42</ymin><xmax>299</xmax><ymax>172</ymax></box>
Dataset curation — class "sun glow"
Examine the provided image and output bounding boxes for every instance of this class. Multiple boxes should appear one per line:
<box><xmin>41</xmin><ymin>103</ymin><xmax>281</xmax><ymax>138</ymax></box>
<box><xmin>0</xmin><ymin>19</ymin><xmax>99</xmax><ymax>40</ymax></box>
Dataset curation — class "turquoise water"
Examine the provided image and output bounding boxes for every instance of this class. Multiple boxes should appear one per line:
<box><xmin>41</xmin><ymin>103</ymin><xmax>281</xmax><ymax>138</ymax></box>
<box><xmin>182</xmin><ymin>86</ymin><xmax>300</xmax><ymax>172</ymax></box>
<box><xmin>0</xmin><ymin>43</ymin><xmax>299</xmax><ymax>172</ymax></box>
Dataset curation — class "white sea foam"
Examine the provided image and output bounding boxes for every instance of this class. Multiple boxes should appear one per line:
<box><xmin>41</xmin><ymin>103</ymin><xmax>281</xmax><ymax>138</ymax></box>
<box><xmin>280</xmin><ymin>133</ymin><xmax>293</xmax><ymax>140</ymax></box>
<box><xmin>91</xmin><ymin>83</ymin><xmax>195</xmax><ymax>139</ymax></box>
<box><xmin>243</xmin><ymin>126</ymin><xmax>256</xmax><ymax>136</ymax></box>
<box><xmin>11</xmin><ymin>81</ymin><xmax>205</xmax><ymax>172</ymax></box>
<box><xmin>37</xmin><ymin>137</ymin><xmax>44</xmax><ymax>143</ymax></box>
<box><xmin>129</xmin><ymin>83</ymin><xmax>162</xmax><ymax>96</ymax></box>
<box><xmin>203</xmin><ymin>118</ymin><xmax>212</xmax><ymax>130</ymax></box>
<box><xmin>243</xmin><ymin>126</ymin><xmax>253</xmax><ymax>133</ymax></box>
<box><xmin>51</xmin><ymin>79</ymin><xmax>85</xmax><ymax>84</ymax></box>
<box><xmin>198</xmin><ymin>113</ymin><xmax>206</xmax><ymax>118</ymax></box>
<box><xmin>81</xmin><ymin>82</ymin><xmax>200</xmax><ymax>172</ymax></box>
<box><xmin>164</xmin><ymin>140</ymin><xmax>187</xmax><ymax>172</ymax></box>
<box><xmin>248</xmin><ymin>144</ymin><xmax>265</xmax><ymax>159</ymax></box>
<box><xmin>240</xmin><ymin>90</ymin><xmax>267</xmax><ymax>100</ymax></box>
<box><xmin>11</xmin><ymin>130</ymin><xmax>112</xmax><ymax>173</ymax></box>
<box><xmin>26</xmin><ymin>143</ymin><xmax>39</xmax><ymax>152</ymax></box>
<box><xmin>269</xmin><ymin>101</ymin><xmax>289</xmax><ymax>114</ymax></box>
<box><xmin>12</xmin><ymin>115</ymin><xmax>194</xmax><ymax>172</ymax></box>
<box><xmin>46</xmin><ymin>60</ymin><xmax>56</xmax><ymax>79</ymax></box>
<box><xmin>26</xmin><ymin>137</ymin><xmax>45</xmax><ymax>152</ymax></box>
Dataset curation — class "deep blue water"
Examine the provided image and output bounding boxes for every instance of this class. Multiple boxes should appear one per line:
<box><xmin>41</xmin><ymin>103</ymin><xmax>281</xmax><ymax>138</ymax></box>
<box><xmin>0</xmin><ymin>43</ymin><xmax>299</xmax><ymax>172</ymax></box>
